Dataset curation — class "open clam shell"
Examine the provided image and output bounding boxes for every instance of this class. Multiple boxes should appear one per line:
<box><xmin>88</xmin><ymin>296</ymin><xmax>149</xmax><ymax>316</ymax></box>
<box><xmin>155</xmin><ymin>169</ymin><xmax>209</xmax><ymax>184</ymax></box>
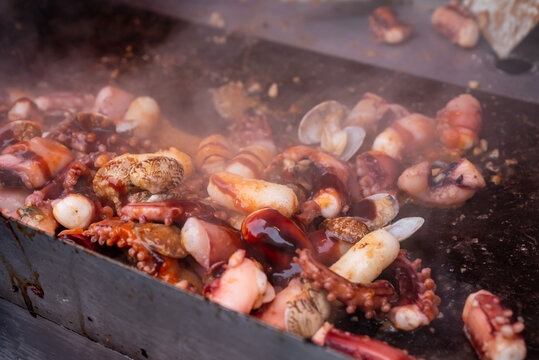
<box><xmin>352</xmin><ymin>193</ymin><xmax>399</xmax><ymax>230</ymax></box>
<box><xmin>298</xmin><ymin>100</ymin><xmax>348</xmax><ymax>145</ymax></box>
<box><xmin>384</xmin><ymin>217</ymin><xmax>425</xmax><ymax>242</ymax></box>
<box><xmin>338</xmin><ymin>126</ymin><xmax>366</xmax><ymax>161</ymax></box>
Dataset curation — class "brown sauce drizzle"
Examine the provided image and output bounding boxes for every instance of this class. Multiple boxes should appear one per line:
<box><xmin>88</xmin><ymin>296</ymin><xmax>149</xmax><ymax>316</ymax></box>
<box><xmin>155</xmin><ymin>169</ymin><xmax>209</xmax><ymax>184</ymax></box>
<box><xmin>349</xmin><ymin>198</ymin><xmax>376</xmax><ymax>221</ymax></box>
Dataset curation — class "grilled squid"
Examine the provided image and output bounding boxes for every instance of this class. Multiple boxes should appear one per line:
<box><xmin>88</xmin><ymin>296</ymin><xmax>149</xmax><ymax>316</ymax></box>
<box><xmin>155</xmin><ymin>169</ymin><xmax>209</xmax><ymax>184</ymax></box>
<box><xmin>432</xmin><ymin>1</ymin><xmax>480</xmax><ymax>48</ymax></box>
<box><xmin>224</xmin><ymin>143</ymin><xmax>275</xmax><ymax>179</ymax></box>
<box><xmin>372</xmin><ymin>113</ymin><xmax>436</xmax><ymax>160</ymax></box>
<box><xmin>195</xmin><ymin>134</ymin><xmax>233</xmax><ymax>175</ymax></box>
<box><xmin>0</xmin><ymin>137</ymin><xmax>74</xmax><ymax>189</ymax></box>
<box><xmin>208</xmin><ymin>172</ymin><xmax>298</xmax><ymax>217</ymax></box>
<box><xmin>355</xmin><ymin>150</ymin><xmax>401</xmax><ymax>198</ymax></box>
<box><xmin>463</xmin><ymin>290</ymin><xmax>526</xmax><ymax>360</ymax></box>
<box><xmin>312</xmin><ymin>323</ymin><xmax>417</xmax><ymax>360</ymax></box>
<box><xmin>369</xmin><ymin>7</ymin><xmax>413</xmax><ymax>44</ymax></box>
<box><xmin>436</xmin><ymin>94</ymin><xmax>482</xmax><ymax>150</ymax></box>
<box><xmin>0</xmin><ymin>120</ymin><xmax>43</xmax><ymax>150</ymax></box>
<box><xmin>181</xmin><ymin>216</ymin><xmax>244</xmax><ymax>270</ymax></box>
<box><xmin>92</xmin><ymin>85</ymin><xmax>134</xmax><ymax>120</ymax></box>
<box><xmin>397</xmin><ymin>158</ymin><xmax>485</xmax><ymax>207</ymax></box>
<box><xmin>204</xmin><ymin>249</ymin><xmax>275</xmax><ymax>314</ymax></box>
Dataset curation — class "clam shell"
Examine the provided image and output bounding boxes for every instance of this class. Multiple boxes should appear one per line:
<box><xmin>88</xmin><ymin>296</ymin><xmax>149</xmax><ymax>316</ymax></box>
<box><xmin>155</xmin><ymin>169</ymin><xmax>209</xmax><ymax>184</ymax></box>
<box><xmin>298</xmin><ymin>100</ymin><xmax>348</xmax><ymax>144</ymax></box>
<box><xmin>338</xmin><ymin>126</ymin><xmax>366</xmax><ymax>161</ymax></box>
<box><xmin>285</xmin><ymin>298</ymin><xmax>325</xmax><ymax>338</ymax></box>
<box><xmin>384</xmin><ymin>217</ymin><xmax>425</xmax><ymax>242</ymax></box>
<box><xmin>362</xmin><ymin>193</ymin><xmax>399</xmax><ymax>230</ymax></box>
<box><xmin>321</xmin><ymin>217</ymin><xmax>369</xmax><ymax>244</ymax></box>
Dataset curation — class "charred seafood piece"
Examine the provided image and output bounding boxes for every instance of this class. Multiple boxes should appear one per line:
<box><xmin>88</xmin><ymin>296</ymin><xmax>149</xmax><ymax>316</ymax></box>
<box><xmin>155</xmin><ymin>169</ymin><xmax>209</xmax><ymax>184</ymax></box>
<box><xmin>255</xmin><ymin>278</ymin><xmax>331</xmax><ymax>338</ymax></box>
<box><xmin>93</xmin><ymin>150</ymin><xmax>189</xmax><ymax>209</ymax></box>
<box><xmin>463</xmin><ymin>290</ymin><xmax>526</xmax><ymax>360</ymax></box>
<box><xmin>432</xmin><ymin>1</ymin><xmax>481</xmax><ymax>48</ymax></box>
<box><xmin>397</xmin><ymin>158</ymin><xmax>485</xmax><ymax>207</ymax></box>
<box><xmin>372</xmin><ymin>113</ymin><xmax>436</xmax><ymax>160</ymax></box>
<box><xmin>312</xmin><ymin>323</ymin><xmax>418</xmax><ymax>360</ymax></box>
<box><xmin>386</xmin><ymin>250</ymin><xmax>441</xmax><ymax>331</ymax></box>
<box><xmin>298</xmin><ymin>100</ymin><xmax>365</xmax><ymax>161</ymax></box>
<box><xmin>241</xmin><ymin>208</ymin><xmax>313</xmax><ymax>286</ymax></box>
<box><xmin>369</xmin><ymin>7</ymin><xmax>413</xmax><ymax>44</ymax></box>
<box><xmin>181</xmin><ymin>216</ymin><xmax>244</xmax><ymax>270</ymax></box>
<box><xmin>204</xmin><ymin>249</ymin><xmax>275</xmax><ymax>314</ymax></box>
<box><xmin>436</xmin><ymin>94</ymin><xmax>482</xmax><ymax>150</ymax></box>
<box><xmin>16</xmin><ymin>204</ymin><xmax>58</xmax><ymax>235</ymax></box>
<box><xmin>208</xmin><ymin>172</ymin><xmax>298</xmax><ymax>217</ymax></box>
<box><xmin>0</xmin><ymin>137</ymin><xmax>73</xmax><ymax>189</ymax></box>
<box><xmin>355</xmin><ymin>150</ymin><xmax>401</xmax><ymax>198</ymax></box>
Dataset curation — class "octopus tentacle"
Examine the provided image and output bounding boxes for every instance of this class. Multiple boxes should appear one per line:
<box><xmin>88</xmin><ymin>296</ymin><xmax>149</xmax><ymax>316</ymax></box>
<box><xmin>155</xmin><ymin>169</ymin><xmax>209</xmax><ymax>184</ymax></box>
<box><xmin>294</xmin><ymin>249</ymin><xmax>397</xmax><ymax>317</ymax></box>
<box><xmin>463</xmin><ymin>290</ymin><xmax>526</xmax><ymax>360</ymax></box>
<box><xmin>386</xmin><ymin>250</ymin><xmax>441</xmax><ymax>330</ymax></box>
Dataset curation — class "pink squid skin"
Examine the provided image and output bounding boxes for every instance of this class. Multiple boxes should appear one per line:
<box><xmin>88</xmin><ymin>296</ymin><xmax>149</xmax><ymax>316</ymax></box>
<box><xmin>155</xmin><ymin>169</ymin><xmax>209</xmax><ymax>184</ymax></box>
<box><xmin>0</xmin><ymin>137</ymin><xmax>74</xmax><ymax>189</ymax></box>
<box><xmin>436</xmin><ymin>94</ymin><xmax>482</xmax><ymax>150</ymax></box>
<box><xmin>312</xmin><ymin>323</ymin><xmax>417</xmax><ymax>360</ymax></box>
<box><xmin>204</xmin><ymin>249</ymin><xmax>275</xmax><ymax>314</ymax></box>
<box><xmin>180</xmin><ymin>216</ymin><xmax>245</xmax><ymax>271</ymax></box>
<box><xmin>463</xmin><ymin>290</ymin><xmax>526</xmax><ymax>360</ymax></box>
<box><xmin>92</xmin><ymin>86</ymin><xmax>134</xmax><ymax>120</ymax></box>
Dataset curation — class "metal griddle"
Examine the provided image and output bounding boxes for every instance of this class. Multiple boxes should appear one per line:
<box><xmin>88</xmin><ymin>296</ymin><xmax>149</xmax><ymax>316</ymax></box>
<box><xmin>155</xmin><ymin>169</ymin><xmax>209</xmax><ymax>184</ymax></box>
<box><xmin>0</xmin><ymin>1</ymin><xmax>538</xmax><ymax>359</ymax></box>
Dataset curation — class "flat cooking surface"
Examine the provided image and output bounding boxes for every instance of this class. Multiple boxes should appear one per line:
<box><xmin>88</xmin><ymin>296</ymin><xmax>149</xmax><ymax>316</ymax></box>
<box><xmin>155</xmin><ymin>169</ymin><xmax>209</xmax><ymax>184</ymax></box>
<box><xmin>0</xmin><ymin>1</ymin><xmax>538</xmax><ymax>359</ymax></box>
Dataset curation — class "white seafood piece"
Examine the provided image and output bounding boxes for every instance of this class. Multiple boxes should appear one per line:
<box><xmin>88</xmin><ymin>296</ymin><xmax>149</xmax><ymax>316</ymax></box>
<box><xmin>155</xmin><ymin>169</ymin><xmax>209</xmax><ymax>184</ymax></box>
<box><xmin>206</xmin><ymin>249</ymin><xmax>275</xmax><ymax>314</ymax></box>
<box><xmin>330</xmin><ymin>228</ymin><xmax>400</xmax><ymax>283</ymax></box>
<box><xmin>357</xmin><ymin>193</ymin><xmax>399</xmax><ymax>230</ymax></box>
<box><xmin>387</xmin><ymin>305</ymin><xmax>429</xmax><ymax>331</ymax></box>
<box><xmin>313</xmin><ymin>187</ymin><xmax>344</xmax><ymax>219</ymax></box>
<box><xmin>116</xmin><ymin>96</ymin><xmax>160</xmax><ymax>138</ymax></box>
<box><xmin>52</xmin><ymin>194</ymin><xmax>96</xmax><ymax>230</ymax></box>
<box><xmin>330</xmin><ymin>216</ymin><xmax>424</xmax><ymax>283</ymax></box>
<box><xmin>225</xmin><ymin>143</ymin><xmax>275</xmax><ymax>179</ymax></box>
<box><xmin>208</xmin><ymin>172</ymin><xmax>298</xmax><ymax>217</ymax></box>
<box><xmin>384</xmin><ymin>217</ymin><xmax>424</xmax><ymax>242</ymax></box>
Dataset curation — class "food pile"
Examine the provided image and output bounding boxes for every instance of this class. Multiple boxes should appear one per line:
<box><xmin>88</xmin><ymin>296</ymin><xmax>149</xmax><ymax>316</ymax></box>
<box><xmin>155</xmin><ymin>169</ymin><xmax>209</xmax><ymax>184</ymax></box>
<box><xmin>0</xmin><ymin>85</ymin><xmax>526</xmax><ymax>360</ymax></box>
